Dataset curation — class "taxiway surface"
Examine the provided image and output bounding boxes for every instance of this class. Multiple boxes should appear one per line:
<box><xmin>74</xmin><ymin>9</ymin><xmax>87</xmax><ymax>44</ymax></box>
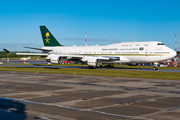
<box><xmin>0</xmin><ymin>71</ymin><xmax>180</xmax><ymax>120</ymax></box>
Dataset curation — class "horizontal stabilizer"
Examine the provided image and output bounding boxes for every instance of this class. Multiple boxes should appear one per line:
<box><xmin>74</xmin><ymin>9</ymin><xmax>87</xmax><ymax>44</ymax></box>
<box><xmin>24</xmin><ymin>46</ymin><xmax>52</xmax><ymax>52</ymax></box>
<box><xmin>16</xmin><ymin>53</ymin><xmax>48</xmax><ymax>56</ymax></box>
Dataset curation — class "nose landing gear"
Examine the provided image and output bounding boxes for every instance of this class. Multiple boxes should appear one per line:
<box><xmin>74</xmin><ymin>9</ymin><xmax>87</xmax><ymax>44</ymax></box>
<box><xmin>153</xmin><ymin>66</ymin><xmax>158</xmax><ymax>70</ymax></box>
<box><xmin>153</xmin><ymin>62</ymin><xmax>158</xmax><ymax>70</ymax></box>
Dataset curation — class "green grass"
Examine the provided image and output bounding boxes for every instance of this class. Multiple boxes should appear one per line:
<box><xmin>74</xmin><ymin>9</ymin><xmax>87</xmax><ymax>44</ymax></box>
<box><xmin>0</xmin><ymin>65</ymin><xmax>180</xmax><ymax>80</ymax></box>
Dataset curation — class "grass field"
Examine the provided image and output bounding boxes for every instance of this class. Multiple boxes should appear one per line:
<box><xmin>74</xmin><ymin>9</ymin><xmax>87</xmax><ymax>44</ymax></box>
<box><xmin>0</xmin><ymin>64</ymin><xmax>180</xmax><ymax>80</ymax></box>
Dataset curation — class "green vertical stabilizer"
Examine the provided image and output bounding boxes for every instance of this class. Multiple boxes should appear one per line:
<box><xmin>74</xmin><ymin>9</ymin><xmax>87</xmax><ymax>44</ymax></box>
<box><xmin>40</xmin><ymin>26</ymin><xmax>62</xmax><ymax>46</ymax></box>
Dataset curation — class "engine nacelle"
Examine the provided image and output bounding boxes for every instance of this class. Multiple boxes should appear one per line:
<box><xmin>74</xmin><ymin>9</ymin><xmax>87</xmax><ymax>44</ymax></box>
<box><xmin>46</xmin><ymin>56</ymin><xmax>64</xmax><ymax>64</ymax></box>
<box><xmin>87</xmin><ymin>58</ymin><xmax>101</xmax><ymax>68</ymax></box>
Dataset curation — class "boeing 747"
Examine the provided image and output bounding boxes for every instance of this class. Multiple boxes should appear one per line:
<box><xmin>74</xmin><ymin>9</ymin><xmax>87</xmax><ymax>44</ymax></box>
<box><xmin>17</xmin><ymin>26</ymin><xmax>177</xmax><ymax>70</ymax></box>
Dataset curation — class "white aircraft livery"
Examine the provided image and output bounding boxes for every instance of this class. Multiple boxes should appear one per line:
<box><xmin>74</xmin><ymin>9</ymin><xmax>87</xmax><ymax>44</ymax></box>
<box><xmin>17</xmin><ymin>26</ymin><xmax>177</xmax><ymax>70</ymax></box>
<box><xmin>20</xmin><ymin>56</ymin><xmax>31</xmax><ymax>60</ymax></box>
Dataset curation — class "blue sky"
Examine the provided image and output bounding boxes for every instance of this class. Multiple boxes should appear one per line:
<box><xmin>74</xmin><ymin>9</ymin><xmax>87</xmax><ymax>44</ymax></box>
<box><xmin>0</xmin><ymin>0</ymin><xmax>180</xmax><ymax>51</ymax></box>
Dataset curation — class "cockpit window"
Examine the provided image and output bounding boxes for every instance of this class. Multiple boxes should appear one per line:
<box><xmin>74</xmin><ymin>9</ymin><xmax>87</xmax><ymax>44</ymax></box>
<box><xmin>157</xmin><ymin>43</ymin><xmax>164</xmax><ymax>45</ymax></box>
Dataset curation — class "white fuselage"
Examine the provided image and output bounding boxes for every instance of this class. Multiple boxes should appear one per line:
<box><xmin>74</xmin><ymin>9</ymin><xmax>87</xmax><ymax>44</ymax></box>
<box><xmin>43</xmin><ymin>41</ymin><xmax>176</xmax><ymax>64</ymax></box>
<box><xmin>20</xmin><ymin>56</ymin><xmax>31</xmax><ymax>60</ymax></box>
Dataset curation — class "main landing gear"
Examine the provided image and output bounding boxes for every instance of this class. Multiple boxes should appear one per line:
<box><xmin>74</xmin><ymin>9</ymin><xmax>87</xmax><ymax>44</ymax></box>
<box><xmin>107</xmin><ymin>64</ymin><xmax>114</xmax><ymax>68</ymax></box>
<box><xmin>153</xmin><ymin>62</ymin><xmax>158</xmax><ymax>70</ymax></box>
<box><xmin>88</xmin><ymin>65</ymin><xmax>102</xmax><ymax>69</ymax></box>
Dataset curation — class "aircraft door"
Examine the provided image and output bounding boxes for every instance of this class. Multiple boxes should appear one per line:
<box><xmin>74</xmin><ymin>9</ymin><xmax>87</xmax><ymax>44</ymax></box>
<box><xmin>145</xmin><ymin>49</ymin><xmax>149</xmax><ymax>56</ymax></box>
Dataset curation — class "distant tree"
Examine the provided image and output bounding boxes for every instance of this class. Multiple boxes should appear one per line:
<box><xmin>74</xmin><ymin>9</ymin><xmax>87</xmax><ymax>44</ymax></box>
<box><xmin>0</xmin><ymin>51</ymin><xmax>37</xmax><ymax>58</ymax></box>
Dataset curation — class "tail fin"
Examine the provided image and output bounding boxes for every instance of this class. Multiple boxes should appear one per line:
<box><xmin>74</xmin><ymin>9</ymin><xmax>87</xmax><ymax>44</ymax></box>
<box><xmin>3</xmin><ymin>48</ymin><xmax>10</xmax><ymax>53</ymax></box>
<box><xmin>40</xmin><ymin>26</ymin><xmax>62</xmax><ymax>46</ymax></box>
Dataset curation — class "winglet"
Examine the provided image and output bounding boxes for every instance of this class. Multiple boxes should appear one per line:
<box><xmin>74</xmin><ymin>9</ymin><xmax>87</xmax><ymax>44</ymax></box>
<box><xmin>40</xmin><ymin>26</ymin><xmax>63</xmax><ymax>46</ymax></box>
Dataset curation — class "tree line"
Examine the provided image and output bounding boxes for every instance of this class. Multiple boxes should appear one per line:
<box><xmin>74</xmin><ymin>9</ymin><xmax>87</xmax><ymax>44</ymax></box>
<box><xmin>0</xmin><ymin>51</ymin><xmax>32</xmax><ymax>58</ymax></box>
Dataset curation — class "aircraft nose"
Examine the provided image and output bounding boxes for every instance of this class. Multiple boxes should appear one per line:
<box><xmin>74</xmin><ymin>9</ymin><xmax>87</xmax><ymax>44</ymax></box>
<box><xmin>171</xmin><ymin>50</ymin><xmax>177</xmax><ymax>58</ymax></box>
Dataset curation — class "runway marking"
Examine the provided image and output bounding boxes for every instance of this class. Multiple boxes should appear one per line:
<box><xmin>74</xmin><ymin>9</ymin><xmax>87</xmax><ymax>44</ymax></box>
<box><xmin>27</xmin><ymin>110</ymin><xmax>75</xmax><ymax>120</ymax></box>
<box><xmin>39</xmin><ymin>117</ymin><xmax>53</xmax><ymax>120</ymax></box>
<box><xmin>164</xmin><ymin>105</ymin><xmax>180</xmax><ymax>111</ymax></box>
<box><xmin>94</xmin><ymin>110</ymin><xmax>153</xmax><ymax>120</ymax></box>
<box><xmin>0</xmin><ymin>97</ymin><xmax>153</xmax><ymax>120</ymax></box>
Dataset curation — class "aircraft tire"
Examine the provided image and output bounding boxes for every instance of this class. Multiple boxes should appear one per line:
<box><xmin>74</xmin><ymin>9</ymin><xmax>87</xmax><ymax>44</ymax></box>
<box><xmin>153</xmin><ymin>66</ymin><xmax>158</xmax><ymax>70</ymax></box>
<box><xmin>88</xmin><ymin>66</ymin><xmax>96</xmax><ymax>69</ymax></box>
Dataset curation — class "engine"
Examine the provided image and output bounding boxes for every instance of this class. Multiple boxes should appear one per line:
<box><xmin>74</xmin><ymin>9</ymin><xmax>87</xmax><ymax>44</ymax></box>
<box><xmin>87</xmin><ymin>58</ymin><xmax>101</xmax><ymax>68</ymax></box>
<box><xmin>46</xmin><ymin>56</ymin><xmax>64</xmax><ymax>64</ymax></box>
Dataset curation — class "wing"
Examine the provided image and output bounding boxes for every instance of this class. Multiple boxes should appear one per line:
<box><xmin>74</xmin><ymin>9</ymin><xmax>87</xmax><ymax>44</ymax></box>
<box><xmin>16</xmin><ymin>46</ymin><xmax>51</xmax><ymax>56</ymax></box>
<box><xmin>47</xmin><ymin>54</ymin><xmax>129</xmax><ymax>66</ymax></box>
<box><xmin>17</xmin><ymin>51</ymin><xmax>129</xmax><ymax>67</ymax></box>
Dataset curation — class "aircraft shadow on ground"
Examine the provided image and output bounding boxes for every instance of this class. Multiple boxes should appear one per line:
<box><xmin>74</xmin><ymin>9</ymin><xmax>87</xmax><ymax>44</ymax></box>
<box><xmin>103</xmin><ymin>65</ymin><xmax>152</xmax><ymax>70</ymax></box>
<box><xmin>113</xmin><ymin>67</ymin><xmax>152</xmax><ymax>70</ymax></box>
<box><xmin>9</xmin><ymin>65</ymin><xmax>152</xmax><ymax>70</ymax></box>
<box><xmin>0</xmin><ymin>97</ymin><xmax>27</xmax><ymax>120</ymax></box>
<box><xmin>43</xmin><ymin>67</ymin><xmax>60</xmax><ymax>69</ymax></box>
<box><xmin>33</xmin><ymin>64</ymin><xmax>53</xmax><ymax>66</ymax></box>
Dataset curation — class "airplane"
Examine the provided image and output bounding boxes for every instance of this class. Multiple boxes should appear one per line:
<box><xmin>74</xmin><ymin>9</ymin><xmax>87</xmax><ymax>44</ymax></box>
<box><xmin>3</xmin><ymin>48</ymin><xmax>10</xmax><ymax>62</ymax></box>
<box><xmin>16</xmin><ymin>25</ymin><xmax>177</xmax><ymax>70</ymax></box>
<box><xmin>20</xmin><ymin>56</ymin><xmax>31</xmax><ymax>60</ymax></box>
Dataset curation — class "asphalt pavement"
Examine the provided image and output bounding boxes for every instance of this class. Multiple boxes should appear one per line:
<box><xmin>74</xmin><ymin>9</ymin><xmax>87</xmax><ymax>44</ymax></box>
<box><xmin>0</xmin><ymin>71</ymin><xmax>180</xmax><ymax>120</ymax></box>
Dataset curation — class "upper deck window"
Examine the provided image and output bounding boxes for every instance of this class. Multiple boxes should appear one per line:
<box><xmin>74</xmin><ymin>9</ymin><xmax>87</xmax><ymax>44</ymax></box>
<box><xmin>157</xmin><ymin>43</ymin><xmax>164</xmax><ymax>45</ymax></box>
